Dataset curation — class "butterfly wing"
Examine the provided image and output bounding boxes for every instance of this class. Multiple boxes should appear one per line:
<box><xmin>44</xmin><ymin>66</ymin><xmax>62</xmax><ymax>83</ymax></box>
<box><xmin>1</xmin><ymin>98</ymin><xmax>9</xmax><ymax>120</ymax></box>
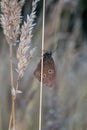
<box><xmin>44</xmin><ymin>56</ymin><xmax>56</xmax><ymax>87</ymax></box>
<box><xmin>34</xmin><ymin>53</ymin><xmax>56</xmax><ymax>87</ymax></box>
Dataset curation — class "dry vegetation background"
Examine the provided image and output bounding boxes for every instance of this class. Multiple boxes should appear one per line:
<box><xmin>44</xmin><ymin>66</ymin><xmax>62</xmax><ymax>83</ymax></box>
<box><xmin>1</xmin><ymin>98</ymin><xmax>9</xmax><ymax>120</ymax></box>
<box><xmin>0</xmin><ymin>0</ymin><xmax>87</xmax><ymax>130</ymax></box>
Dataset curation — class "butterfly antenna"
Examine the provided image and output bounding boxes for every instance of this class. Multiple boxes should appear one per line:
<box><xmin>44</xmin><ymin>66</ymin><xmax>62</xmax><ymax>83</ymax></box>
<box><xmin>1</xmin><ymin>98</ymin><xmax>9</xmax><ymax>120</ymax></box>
<box><xmin>39</xmin><ymin>0</ymin><xmax>45</xmax><ymax>130</ymax></box>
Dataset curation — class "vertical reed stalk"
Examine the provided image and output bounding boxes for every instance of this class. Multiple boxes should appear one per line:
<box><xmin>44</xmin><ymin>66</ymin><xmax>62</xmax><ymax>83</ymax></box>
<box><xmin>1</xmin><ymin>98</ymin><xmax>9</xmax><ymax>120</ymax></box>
<box><xmin>39</xmin><ymin>0</ymin><xmax>45</xmax><ymax>130</ymax></box>
<box><xmin>9</xmin><ymin>44</ymin><xmax>15</xmax><ymax>130</ymax></box>
<box><xmin>1</xmin><ymin>0</ymin><xmax>39</xmax><ymax>130</ymax></box>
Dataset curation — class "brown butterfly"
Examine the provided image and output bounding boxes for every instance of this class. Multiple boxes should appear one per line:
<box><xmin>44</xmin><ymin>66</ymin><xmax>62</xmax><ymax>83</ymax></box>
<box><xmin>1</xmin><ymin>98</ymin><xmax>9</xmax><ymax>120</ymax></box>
<box><xmin>34</xmin><ymin>52</ymin><xmax>56</xmax><ymax>87</ymax></box>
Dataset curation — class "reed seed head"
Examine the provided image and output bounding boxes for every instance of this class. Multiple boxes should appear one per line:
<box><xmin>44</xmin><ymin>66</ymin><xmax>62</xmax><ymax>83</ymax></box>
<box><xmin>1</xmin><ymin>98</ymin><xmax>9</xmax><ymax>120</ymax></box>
<box><xmin>17</xmin><ymin>0</ymin><xmax>39</xmax><ymax>79</ymax></box>
<box><xmin>1</xmin><ymin>0</ymin><xmax>25</xmax><ymax>45</ymax></box>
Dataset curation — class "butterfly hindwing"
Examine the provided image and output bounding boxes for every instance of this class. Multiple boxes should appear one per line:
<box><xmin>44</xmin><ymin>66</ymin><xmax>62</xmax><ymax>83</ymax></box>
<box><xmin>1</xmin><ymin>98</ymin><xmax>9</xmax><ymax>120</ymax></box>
<box><xmin>34</xmin><ymin>52</ymin><xmax>56</xmax><ymax>87</ymax></box>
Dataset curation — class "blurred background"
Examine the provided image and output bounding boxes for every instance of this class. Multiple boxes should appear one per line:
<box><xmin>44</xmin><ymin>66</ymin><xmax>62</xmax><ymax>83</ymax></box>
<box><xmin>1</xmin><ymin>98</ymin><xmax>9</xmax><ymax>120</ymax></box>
<box><xmin>0</xmin><ymin>0</ymin><xmax>87</xmax><ymax>130</ymax></box>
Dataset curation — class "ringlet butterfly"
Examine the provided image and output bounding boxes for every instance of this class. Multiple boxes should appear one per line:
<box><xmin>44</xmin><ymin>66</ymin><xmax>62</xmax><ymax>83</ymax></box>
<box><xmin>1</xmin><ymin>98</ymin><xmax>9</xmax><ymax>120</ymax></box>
<box><xmin>34</xmin><ymin>52</ymin><xmax>56</xmax><ymax>87</ymax></box>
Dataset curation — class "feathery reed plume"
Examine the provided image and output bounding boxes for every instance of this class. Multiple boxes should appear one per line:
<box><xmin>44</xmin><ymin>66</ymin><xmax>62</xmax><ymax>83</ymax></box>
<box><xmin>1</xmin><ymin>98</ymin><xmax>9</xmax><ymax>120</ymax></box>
<box><xmin>0</xmin><ymin>0</ymin><xmax>39</xmax><ymax>129</ymax></box>
<box><xmin>17</xmin><ymin>0</ymin><xmax>39</xmax><ymax>80</ymax></box>
<box><xmin>0</xmin><ymin>1</ymin><xmax>25</xmax><ymax>130</ymax></box>
<box><xmin>0</xmin><ymin>0</ymin><xmax>25</xmax><ymax>45</ymax></box>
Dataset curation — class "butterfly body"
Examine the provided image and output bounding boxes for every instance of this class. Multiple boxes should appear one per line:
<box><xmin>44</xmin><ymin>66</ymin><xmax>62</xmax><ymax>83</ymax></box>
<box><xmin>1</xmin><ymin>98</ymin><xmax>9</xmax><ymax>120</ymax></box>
<box><xmin>34</xmin><ymin>52</ymin><xmax>56</xmax><ymax>87</ymax></box>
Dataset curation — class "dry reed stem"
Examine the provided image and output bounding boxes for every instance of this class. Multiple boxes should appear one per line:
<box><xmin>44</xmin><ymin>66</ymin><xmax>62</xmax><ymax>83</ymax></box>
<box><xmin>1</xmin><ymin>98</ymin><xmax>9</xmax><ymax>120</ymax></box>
<box><xmin>9</xmin><ymin>45</ymin><xmax>15</xmax><ymax>130</ymax></box>
<box><xmin>0</xmin><ymin>0</ymin><xmax>39</xmax><ymax>130</ymax></box>
<box><xmin>39</xmin><ymin>0</ymin><xmax>45</xmax><ymax>130</ymax></box>
<box><xmin>0</xmin><ymin>0</ymin><xmax>25</xmax><ymax>130</ymax></box>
